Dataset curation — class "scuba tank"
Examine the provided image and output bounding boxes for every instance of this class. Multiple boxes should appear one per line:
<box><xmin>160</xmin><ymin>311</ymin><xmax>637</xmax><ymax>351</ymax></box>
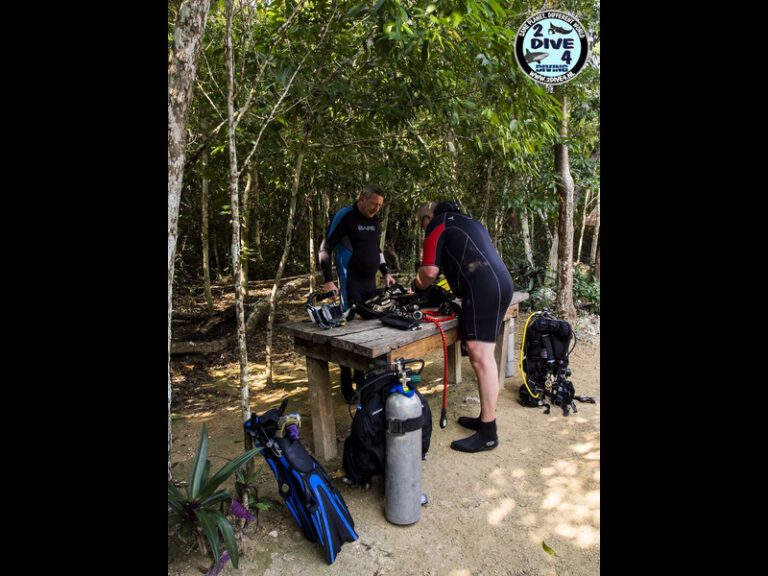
<box><xmin>385</xmin><ymin>358</ymin><xmax>424</xmax><ymax>525</ymax></box>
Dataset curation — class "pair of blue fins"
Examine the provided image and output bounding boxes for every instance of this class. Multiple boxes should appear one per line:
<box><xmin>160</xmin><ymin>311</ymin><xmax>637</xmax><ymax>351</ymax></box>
<box><xmin>245</xmin><ymin>399</ymin><xmax>358</xmax><ymax>564</ymax></box>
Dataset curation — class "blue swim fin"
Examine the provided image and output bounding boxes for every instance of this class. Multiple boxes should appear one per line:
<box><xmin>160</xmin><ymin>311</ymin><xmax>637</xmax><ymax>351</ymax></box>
<box><xmin>275</xmin><ymin>436</ymin><xmax>358</xmax><ymax>564</ymax></box>
<box><xmin>246</xmin><ymin>403</ymin><xmax>358</xmax><ymax>564</ymax></box>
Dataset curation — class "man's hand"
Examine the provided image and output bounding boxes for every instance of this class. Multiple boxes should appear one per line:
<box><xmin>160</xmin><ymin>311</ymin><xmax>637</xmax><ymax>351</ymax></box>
<box><xmin>384</xmin><ymin>273</ymin><xmax>396</xmax><ymax>287</ymax></box>
<box><xmin>322</xmin><ymin>281</ymin><xmax>338</xmax><ymax>299</ymax></box>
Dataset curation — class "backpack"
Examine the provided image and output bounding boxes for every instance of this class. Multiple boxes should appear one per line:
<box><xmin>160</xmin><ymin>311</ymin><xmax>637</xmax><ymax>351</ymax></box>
<box><xmin>519</xmin><ymin>310</ymin><xmax>583</xmax><ymax>416</ymax></box>
<box><xmin>342</xmin><ymin>363</ymin><xmax>432</xmax><ymax>488</ymax></box>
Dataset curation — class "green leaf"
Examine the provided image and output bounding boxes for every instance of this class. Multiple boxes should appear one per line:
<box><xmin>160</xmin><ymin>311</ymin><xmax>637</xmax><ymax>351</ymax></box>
<box><xmin>542</xmin><ymin>541</ymin><xmax>556</xmax><ymax>555</ymax></box>
<box><xmin>189</xmin><ymin>425</ymin><xmax>209</xmax><ymax>500</ymax></box>
<box><xmin>214</xmin><ymin>511</ymin><xmax>240</xmax><ymax>568</ymax></box>
<box><xmin>200</xmin><ymin>490</ymin><xmax>231</xmax><ymax>508</ymax></box>
<box><xmin>199</xmin><ymin>448</ymin><xmax>261</xmax><ymax>500</ymax></box>
<box><xmin>195</xmin><ymin>509</ymin><xmax>221</xmax><ymax>565</ymax></box>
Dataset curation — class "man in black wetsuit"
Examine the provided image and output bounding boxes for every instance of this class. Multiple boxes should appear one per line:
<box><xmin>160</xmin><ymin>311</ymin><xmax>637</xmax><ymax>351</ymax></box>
<box><xmin>414</xmin><ymin>201</ymin><xmax>514</xmax><ymax>453</ymax></box>
<box><xmin>318</xmin><ymin>183</ymin><xmax>395</xmax><ymax>403</ymax></box>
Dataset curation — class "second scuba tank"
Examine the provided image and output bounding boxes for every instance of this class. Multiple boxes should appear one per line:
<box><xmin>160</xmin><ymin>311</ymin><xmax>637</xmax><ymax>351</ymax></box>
<box><xmin>385</xmin><ymin>359</ymin><xmax>424</xmax><ymax>525</ymax></box>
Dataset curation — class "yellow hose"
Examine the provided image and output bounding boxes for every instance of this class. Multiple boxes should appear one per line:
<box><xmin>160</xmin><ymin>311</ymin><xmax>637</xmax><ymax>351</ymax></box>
<box><xmin>519</xmin><ymin>311</ymin><xmax>542</xmax><ymax>399</ymax></box>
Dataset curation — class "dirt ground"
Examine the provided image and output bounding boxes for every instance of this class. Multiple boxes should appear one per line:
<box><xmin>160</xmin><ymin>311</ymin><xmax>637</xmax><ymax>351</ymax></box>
<box><xmin>167</xmin><ymin>287</ymin><xmax>600</xmax><ymax>576</ymax></box>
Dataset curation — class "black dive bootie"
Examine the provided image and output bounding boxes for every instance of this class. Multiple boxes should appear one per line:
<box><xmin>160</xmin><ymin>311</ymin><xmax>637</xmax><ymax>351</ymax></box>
<box><xmin>457</xmin><ymin>416</ymin><xmax>480</xmax><ymax>430</ymax></box>
<box><xmin>450</xmin><ymin>419</ymin><xmax>498</xmax><ymax>453</ymax></box>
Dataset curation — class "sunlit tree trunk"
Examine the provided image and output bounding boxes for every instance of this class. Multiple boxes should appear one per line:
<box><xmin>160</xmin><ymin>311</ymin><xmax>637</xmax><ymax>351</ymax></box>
<box><xmin>553</xmin><ymin>90</ymin><xmax>577</xmax><ymax>324</ymax></box>
<box><xmin>308</xmin><ymin>189</ymin><xmax>316</xmax><ymax>292</ymax></box>
<box><xmin>168</xmin><ymin>0</ymin><xmax>210</xmax><ymax>481</ymax></box>
<box><xmin>225</xmin><ymin>0</ymin><xmax>250</xmax><ymax>427</ymax></box>
<box><xmin>241</xmin><ymin>159</ymin><xmax>252</xmax><ymax>298</ymax></box>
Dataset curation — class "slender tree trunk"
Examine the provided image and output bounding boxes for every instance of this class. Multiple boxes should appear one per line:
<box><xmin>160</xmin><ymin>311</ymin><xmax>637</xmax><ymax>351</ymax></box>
<box><xmin>379</xmin><ymin>203</ymin><xmax>389</xmax><ymax>253</ymax></box>
<box><xmin>266</xmin><ymin>127</ymin><xmax>310</xmax><ymax>384</ymax></box>
<box><xmin>251</xmin><ymin>162</ymin><xmax>263</xmax><ymax>265</ymax></box>
<box><xmin>168</xmin><ymin>0</ymin><xmax>210</xmax><ymax>481</ymax></box>
<box><xmin>308</xmin><ymin>189</ymin><xmax>315</xmax><ymax>292</ymax></box>
<box><xmin>594</xmin><ymin>239</ymin><xmax>600</xmax><ymax>280</ymax></box>
<box><xmin>320</xmin><ymin>189</ymin><xmax>330</xmax><ymax>232</ymax></box>
<box><xmin>589</xmin><ymin>195</ymin><xmax>600</xmax><ymax>266</ymax></box>
<box><xmin>546</xmin><ymin>228</ymin><xmax>559</xmax><ymax>287</ymax></box>
<box><xmin>521</xmin><ymin>205</ymin><xmax>534</xmax><ymax>269</ymax></box>
<box><xmin>241</xmin><ymin>159</ymin><xmax>252</xmax><ymax>298</ymax></box>
<box><xmin>553</xmin><ymin>91</ymin><xmax>577</xmax><ymax>324</ymax></box>
<box><xmin>493</xmin><ymin>209</ymin><xmax>503</xmax><ymax>257</ymax></box>
<box><xmin>212</xmin><ymin>228</ymin><xmax>221</xmax><ymax>279</ymax></box>
<box><xmin>201</xmin><ymin>144</ymin><xmax>214</xmax><ymax>315</ymax></box>
<box><xmin>576</xmin><ymin>188</ymin><xmax>591</xmax><ymax>265</ymax></box>
<box><xmin>225</xmin><ymin>0</ymin><xmax>250</xmax><ymax>428</ymax></box>
<box><xmin>481</xmin><ymin>157</ymin><xmax>493</xmax><ymax>227</ymax></box>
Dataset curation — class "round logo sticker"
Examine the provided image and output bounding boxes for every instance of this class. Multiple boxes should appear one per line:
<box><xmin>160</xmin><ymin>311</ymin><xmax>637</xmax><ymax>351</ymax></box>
<box><xmin>514</xmin><ymin>11</ymin><xmax>589</xmax><ymax>85</ymax></box>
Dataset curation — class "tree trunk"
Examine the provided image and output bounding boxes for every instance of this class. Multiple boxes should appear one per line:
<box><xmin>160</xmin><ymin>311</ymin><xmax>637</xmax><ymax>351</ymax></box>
<box><xmin>265</xmin><ymin>128</ymin><xmax>309</xmax><ymax>384</ymax></box>
<box><xmin>308</xmin><ymin>190</ymin><xmax>316</xmax><ymax>292</ymax></box>
<box><xmin>251</xmin><ymin>162</ymin><xmax>263</xmax><ymax>265</ymax></box>
<box><xmin>481</xmin><ymin>157</ymin><xmax>493</xmax><ymax>228</ymax></box>
<box><xmin>546</xmin><ymin>230</ymin><xmax>559</xmax><ymax>287</ymax></box>
<box><xmin>379</xmin><ymin>202</ymin><xmax>389</xmax><ymax>257</ymax></box>
<box><xmin>594</xmin><ymin>239</ymin><xmax>600</xmax><ymax>280</ymax></box>
<box><xmin>201</xmin><ymin>143</ymin><xmax>214</xmax><ymax>315</ymax></box>
<box><xmin>320</xmin><ymin>189</ymin><xmax>330</xmax><ymax>232</ymax></box>
<box><xmin>168</xmin><ymin>0</ymin><xmax>211</xmax><ymax>481</ymax></box>
<box><xmin>241</xmin><ymin>159</ymin><xmax>252</xmax><ymax>298</ymax></box>
<box><xmin>521</xmin><ymin>205</ymin><xmax>534</xmax><ymax>269</ymax></box>
<box><xmin>576</xmin><ymin>188</ymin><xmax>591</xmax><ymax>265</ymax></box>
<box><xmin>212</xmin><ymin>227</ymin><xmax>221</xmax><ymax>278</ymax></box>
<box><xmin>553</xmin><ymin>91</ymin><xmax>577</xmax><ymax>325</ymax></box>
<box><xmin>225</xmin><ymin>0</ymin><xmax>250</xmax><ymax>425</ymax></box>
<box><xmin>589</xmin><ymin>195</ymin><xmax>600</xmax><ymax>266</ymax></box>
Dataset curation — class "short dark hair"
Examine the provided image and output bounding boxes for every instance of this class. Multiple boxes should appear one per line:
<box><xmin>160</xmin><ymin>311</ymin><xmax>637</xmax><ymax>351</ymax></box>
<box><xmin>434</xmin><ymin>201</ymin><xmax>461</xmax><ymax>215</ymax></box>
<box><xmin>360</xmin><ymin>183</ymin><xmax>385</xmax><ymax>200</ymax></box>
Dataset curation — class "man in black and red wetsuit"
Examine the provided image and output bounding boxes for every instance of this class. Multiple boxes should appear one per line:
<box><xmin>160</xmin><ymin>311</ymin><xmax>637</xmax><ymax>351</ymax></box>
<box><xmin>318</xmin><ymin>183</ymin><xmax>395</xmax><ymax>403</ymax></box>
<box><xmin>414</xmin><ymin>201</ymin><xmax>514</xmax><ymax>453</ymax></box>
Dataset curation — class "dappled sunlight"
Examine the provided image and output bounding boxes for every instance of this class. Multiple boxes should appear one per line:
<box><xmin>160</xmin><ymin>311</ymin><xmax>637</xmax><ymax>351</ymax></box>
<box><xmin>521</xmin><ymin>512</ymin><xmax>538</xmax><ymax>526</ymax></box>
<box><xmin>489</xmin><ymin>467</ymin><xmax>511</xmax><ymax>488</ymax></box>
<box><xmin>487</xmin><ymin>497</ymin><xmax>516</xmax><ymax>525</ymax></box>
<box><xmin>511</xmin><ymin>468</ymin><xmax>526</xmax><ymax>479</ymax></box>
<box><xmin>447</xmin><ymin>569</ymin><xmax>472</xmax><ymax>576</ymax></box>
<box><xmin>554</xmin><ymin>523</ymin><xmax>600</xmax><ymax>547</ymax></box>
<box><xmin>535</xmin><ymin>456</ymin><xmax>601</xmax><ymax>549</ymax></box>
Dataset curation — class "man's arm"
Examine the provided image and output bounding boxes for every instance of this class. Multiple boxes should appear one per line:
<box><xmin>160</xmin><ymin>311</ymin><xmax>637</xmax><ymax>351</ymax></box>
<box><xmin>415</xmin><ymin>265</ymin><xmax>439</xmax><ymax>289</ymax></box>
<box><xmin>378</xmin><ymin>251</ymin><xmax>395</xmax><ymax>286</ymax></box>
<box><xmin>317</xmin><ymin>207</ymin><xmax>352</xmax><ymax>294</ymax></box>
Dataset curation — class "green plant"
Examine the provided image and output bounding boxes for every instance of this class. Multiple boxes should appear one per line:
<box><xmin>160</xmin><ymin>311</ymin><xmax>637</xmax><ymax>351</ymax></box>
<box><xmin>168</xmin><ymin>424</ymin><xmax>260</xmax><ymax>569</ymax></box>
<box><xmin>573</xmin><ymin>269</ymin><xmax>600</xmax><ymax>314</ymax></box>
<box><xmin>234</xmin><ymin>466</ymin><xmax>270</xmax><ymax>520</ymax></box>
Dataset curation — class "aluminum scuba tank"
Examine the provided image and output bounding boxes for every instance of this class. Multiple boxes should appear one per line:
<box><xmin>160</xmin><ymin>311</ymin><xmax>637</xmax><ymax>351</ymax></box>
<box><xmin>385</xmin><ymin>361</ymin><xmax>423</xmax><ymax>525</ymax></box>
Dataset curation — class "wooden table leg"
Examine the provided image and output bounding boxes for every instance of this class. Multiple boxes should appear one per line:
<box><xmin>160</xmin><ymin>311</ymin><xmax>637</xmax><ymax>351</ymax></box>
<box><xmin>505</xmin><ymin>315</ymin><xmax>517</xmax><ymax>378</ymax></box>
<box><xmin>447</xmin><ymin>342</ymin><xmax>462</xmax><ymax>385</ymax></box>
<box><xmin>495</xmin><ymin>319</ymin><xmax>510</xmax><ymax>390</ymax></box>
<box><xmin>306</xmin><ymin>356</ymin><xmax>337</xmax><ymax>462</ymax></box>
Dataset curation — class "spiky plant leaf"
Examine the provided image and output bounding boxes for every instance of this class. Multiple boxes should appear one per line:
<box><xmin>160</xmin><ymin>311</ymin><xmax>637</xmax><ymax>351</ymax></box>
<box><xmin>195</xmin><ymin>509</ymin><xmax>221</xmax><ymax>566</ymax></box>
<box><xmin>214</xmin><ymin>511</ymin><xmax>240</xmax><ymax>568</ymax></box>
<box><xmin>189</xmin><ymin>424</ymin><xmax>210</xmax><ymax>499</ymax></box>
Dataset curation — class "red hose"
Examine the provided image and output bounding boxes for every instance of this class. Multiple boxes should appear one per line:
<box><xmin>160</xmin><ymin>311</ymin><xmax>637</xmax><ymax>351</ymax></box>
<box><xmin>421</xmin><ymin>310</ymin><xmax>456</xmax><ymax>428</ymax></box>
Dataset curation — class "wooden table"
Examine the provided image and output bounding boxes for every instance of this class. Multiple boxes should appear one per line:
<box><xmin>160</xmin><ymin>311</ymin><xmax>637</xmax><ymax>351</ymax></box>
<box><xmin>282</xmin><ymin>291</ymin><xmax>529</xmax><ymax>462</ymax></box>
